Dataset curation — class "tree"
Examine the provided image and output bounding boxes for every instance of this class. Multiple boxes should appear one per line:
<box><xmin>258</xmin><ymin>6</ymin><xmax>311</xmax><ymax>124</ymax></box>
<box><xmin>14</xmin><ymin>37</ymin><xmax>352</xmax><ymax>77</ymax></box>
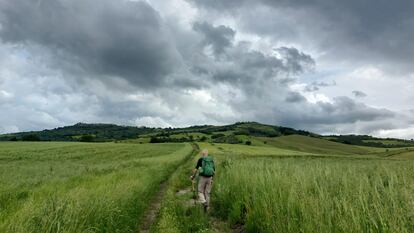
<box><xmin>150</xmin><ymin>137</ymin><xmax>160</xmax><ymax>143</ymax></box>
<box><xmin>22</xmin><ymin>134</ymin><xmax>41</xmax><ymax>141</ymax></box>
<box><xmin>211</xmin><ymin>133</ymin><xmax>225</xmax><ymax>139</ymax></box>
<box><xmin>80</xmin><ymin>135</ymin><xmax>94</xmax><ymax>142</ymax></box>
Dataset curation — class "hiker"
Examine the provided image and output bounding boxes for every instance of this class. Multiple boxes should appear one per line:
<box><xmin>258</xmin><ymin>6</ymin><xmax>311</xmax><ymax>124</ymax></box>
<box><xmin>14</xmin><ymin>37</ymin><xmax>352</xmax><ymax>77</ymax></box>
<box><xmin>190</xmin><ymin>149</ymin><xmax>215</xmax><ymax>211</ymax></box>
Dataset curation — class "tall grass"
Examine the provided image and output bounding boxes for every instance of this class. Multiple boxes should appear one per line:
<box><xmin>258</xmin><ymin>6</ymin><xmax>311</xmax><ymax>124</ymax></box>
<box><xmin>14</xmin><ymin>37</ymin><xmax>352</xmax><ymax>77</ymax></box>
<box><xmin>153</xmin><ymin>146</ymin><xmax>211</xmax><ymax>233</ymax></box>
<box><xmin>212</xmin><ymin>158</ymin><xmax>414</xmax><ymax>233</ymax></box>
<box><xmin>0</xmin><ymin>142</ymin><xmax>192</xmax><ymax>232</ymax></box>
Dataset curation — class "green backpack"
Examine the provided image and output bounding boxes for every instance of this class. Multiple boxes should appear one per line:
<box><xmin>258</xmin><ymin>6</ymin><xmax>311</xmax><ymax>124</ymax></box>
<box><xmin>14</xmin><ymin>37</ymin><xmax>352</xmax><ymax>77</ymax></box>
<box><xmin>199</xmin><ymin>156</ymin><xmax>215</xmax><ymax>176</ymax></box>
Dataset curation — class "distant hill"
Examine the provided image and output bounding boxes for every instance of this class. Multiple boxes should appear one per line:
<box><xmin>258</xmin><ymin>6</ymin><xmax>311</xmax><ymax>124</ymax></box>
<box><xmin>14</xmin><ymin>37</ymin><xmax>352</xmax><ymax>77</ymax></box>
<box><xmin>323</xmin><ymin>134</ymin><xmax>414</xmax><ymax>148</ymax></box>
<box><xmin>1</xmin><ymin>121</ymin><xmax>414</xmax><ymax>148</ymax></box>
<box><xmin>0</xmin><ymin>123</ymin><xmax>155</xmax><ymax>142</ymax></box>
<box><xmin>257</xmin><ymin>135</ymin><xmax>382</xmax><ymax>155</ymax></box>
<box><xmin>0</xmin><ymin>122</ymin><xmax>313</xmax><ymax>142</ymax></box>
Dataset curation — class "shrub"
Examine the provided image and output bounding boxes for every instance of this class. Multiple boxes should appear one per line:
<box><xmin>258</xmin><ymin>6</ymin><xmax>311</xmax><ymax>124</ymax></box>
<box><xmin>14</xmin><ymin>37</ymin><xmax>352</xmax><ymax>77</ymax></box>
<box><xmin>22</xmin><ymin>134</ymin><xmax>41</xmax><ymax>141</ymax></box>
<box><xmin>211</xmin><ymin>133</ymin><xmax>225</xmax><ymax>139</ymax></box>
<box><xmin>80</xmin><ymin>135</ymin><xmax>94</xmax><ymax>142</ymax></box>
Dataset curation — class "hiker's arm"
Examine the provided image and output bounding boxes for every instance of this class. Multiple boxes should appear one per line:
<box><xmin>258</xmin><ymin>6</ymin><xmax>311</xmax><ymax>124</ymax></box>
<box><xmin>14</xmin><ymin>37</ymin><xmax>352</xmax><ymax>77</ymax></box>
<box><xmin>190</xmin><ymin>168</ymin><xmax>198</xmax><ymax>180</ymax></box>
<box><xmin>191</xmin><ymin>159</ymin><xmax>202</xmax><ymax>180</ymax></box>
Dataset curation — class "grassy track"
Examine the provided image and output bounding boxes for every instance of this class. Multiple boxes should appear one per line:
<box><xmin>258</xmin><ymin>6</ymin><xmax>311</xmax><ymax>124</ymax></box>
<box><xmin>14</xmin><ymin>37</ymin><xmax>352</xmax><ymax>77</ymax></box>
<box><xmin>200</xmin><ymin>142</ymin><xmax>414</xmax><ymax>233</ymax></box>
<box><xmin>153</xmin><ymin>144</ymin><xmax>213</xmax><ymax>233</ymax></box>
<box><xmin>0</xmin><ymin>142</ymin><xmax>192</xmax><ymax>233</ymax></box>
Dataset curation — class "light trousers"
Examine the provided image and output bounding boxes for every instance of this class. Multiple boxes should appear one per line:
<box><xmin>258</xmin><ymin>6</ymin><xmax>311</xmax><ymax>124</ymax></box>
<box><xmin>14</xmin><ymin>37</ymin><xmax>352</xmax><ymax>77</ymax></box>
<box><xmin>198</xmin><ymin>176</ymin><xmax>212</xmax><ymax>206</ymax></box>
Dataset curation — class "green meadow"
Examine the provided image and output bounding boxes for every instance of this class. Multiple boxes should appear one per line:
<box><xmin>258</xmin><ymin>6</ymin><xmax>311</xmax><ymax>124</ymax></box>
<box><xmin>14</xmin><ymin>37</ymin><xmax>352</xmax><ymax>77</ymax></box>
<box><xmin>1</xmin><ymin>132</ymin><xmax>413</xmax><ymax>233</ymax></box>
<box><xmin>0</xmin><ymin>142</ymin><xmax>192</xmax><ymax>232</ymax></box>
<box><xmin>206</xmin><ymin>142</ymin><xmax>414</xmax><ymax>233</ymax></box>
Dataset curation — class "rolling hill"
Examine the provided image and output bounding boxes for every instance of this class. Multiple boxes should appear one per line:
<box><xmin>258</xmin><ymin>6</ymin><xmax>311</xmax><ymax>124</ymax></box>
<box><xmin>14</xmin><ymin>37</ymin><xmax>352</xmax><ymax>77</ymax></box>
<box><xmin>255</xmin><ymin>135</ymin><xmax>383</xmax><ymax>155</ymax></box>
<box><xmin>1</xmin><ymin>121</ymin><xmax>414</xmax><ymax>148</ymax></box>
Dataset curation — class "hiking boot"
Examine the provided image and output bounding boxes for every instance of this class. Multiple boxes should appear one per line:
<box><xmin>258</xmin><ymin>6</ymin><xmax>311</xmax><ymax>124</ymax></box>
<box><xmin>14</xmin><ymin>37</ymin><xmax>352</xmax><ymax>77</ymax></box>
<box><xmin>203</xmin><ymin>203</ymin><xmax>209</xmax><ymax>212</ymax></box>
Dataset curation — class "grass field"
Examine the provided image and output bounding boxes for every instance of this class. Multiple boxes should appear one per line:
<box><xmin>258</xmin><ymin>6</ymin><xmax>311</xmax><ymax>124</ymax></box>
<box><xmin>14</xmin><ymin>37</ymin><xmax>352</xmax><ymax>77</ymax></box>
<box><xmin>362</xmin><ymin>139</ymin><xmax>414</xmax><ymax>147</ymax></box>
<box><xmin>0</xmin><ymin>142</ymin><xmax>193</xmax><ymax>232</ymax></box>
<box><xmin>389</xmin><ymin>150</ymin><xmax>414</xmax><ymax>160</ymax></box>
<box><xmin>256</xmin><ymin>135</ymin><xmax>388</xmax><ymax>155</ymax></box>
<box><xmin>197</xmin><ymin>142</ymin><xmax>414</xmax><ymax>233</ymax></box>
<box><xmin>2</xmin><ymin>136</ymin><xmax>414</xmax><ymax>233</ymax></box>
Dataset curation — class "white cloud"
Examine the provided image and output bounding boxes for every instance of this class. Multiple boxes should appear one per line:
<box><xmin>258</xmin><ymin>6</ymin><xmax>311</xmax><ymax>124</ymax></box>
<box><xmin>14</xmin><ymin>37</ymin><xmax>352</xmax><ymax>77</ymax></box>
<box><xmin>0</xmin><ymin>125</ymin><xmax>19</xmax><ymax>134</ymax></box>
<box><xmin>375</xmin><ymin>126</ymin><xmax>414</xmax><ymax>140</ymax></box>
<box><xmin>134</xmin><ymin>116</ymin><xmax>172</xmax><ymax>128</ymax></box>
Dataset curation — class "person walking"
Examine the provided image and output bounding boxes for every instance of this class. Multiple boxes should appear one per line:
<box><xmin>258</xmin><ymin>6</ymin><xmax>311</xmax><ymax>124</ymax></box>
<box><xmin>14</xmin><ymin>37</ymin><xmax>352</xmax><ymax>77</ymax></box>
<box><xmin>190</xmin><ymin>149</ymin><xmax>215</xmax><ymax>211</ymax></box>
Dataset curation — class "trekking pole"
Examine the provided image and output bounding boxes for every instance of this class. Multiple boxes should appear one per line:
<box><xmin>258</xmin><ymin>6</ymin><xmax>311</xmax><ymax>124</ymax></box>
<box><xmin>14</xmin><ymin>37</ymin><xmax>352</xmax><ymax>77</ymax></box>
<box><xmin>190</xmin><ymin>173</ymin><xmax>196</xmax><ymax>200</ymax></box>
<box><xmin>191</xmin><ymin>178</ymin><xmax>195</xmax><ymax>192</ymax></box>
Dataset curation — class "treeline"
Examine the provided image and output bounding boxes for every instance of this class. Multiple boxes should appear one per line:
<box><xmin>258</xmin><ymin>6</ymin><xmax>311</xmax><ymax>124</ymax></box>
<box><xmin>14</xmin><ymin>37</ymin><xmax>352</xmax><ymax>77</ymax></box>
<box><xmin>2</xmin><ymin>121</ymin><xmax>412</xmax><ymax>148</ymax></box>
<box><xmin>149</xmin><ymin>133</ymin><xmax>243</xmax><ymax>144</ymax></box>
<box><xmin>5</xmin><ymin>133</ymin><xmax>105</xmax><ymax>142</ymax></box>
<box><xmin>326</xmin><ymin>135</ymin><xmax>414</xmax><ymax>148</ymax></box>
<box><xmin>0</xmin><ymin>123</ymin><xmax>156</xmax><ymax>142</ymax></box>
<box><xmin>1</xmin><ymin>121</ymin><xmax>314</xmax><ymax>142</ymax></box>
<box><xmin>193</xmin><ymin>122</ymin><xmax>315</xmax><ymax>138</ymax></box>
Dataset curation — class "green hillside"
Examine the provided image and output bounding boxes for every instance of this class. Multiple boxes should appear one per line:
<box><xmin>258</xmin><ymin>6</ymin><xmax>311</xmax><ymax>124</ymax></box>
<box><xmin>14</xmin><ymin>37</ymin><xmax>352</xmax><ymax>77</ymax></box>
<box><xmin>325</xmin><ymin>134</ymin><xmax>414</xmax><ymax>148</ymax></box>
<box><xmin>0</xmin><ymin>123</ymin><xmax>156</xmax><ymax>142</ymax></box>
<box><xmin>257</xmin><ymin>135</ymin><xmax>387</xmax><ymax>155</ymax></box>
<box><xmin>1</xmin><ymin>121</ymin><xmax>413</xmax><ymax>149</ymax></box>
<box><xmin>389</xmin><ymin>150</ymin><xmax>414</xmax><ymax>160</ymax></box>
<box><xmin>0</xmin><ymin>122</ymin><xmax>314</xmax><ymax>142</ymax></box>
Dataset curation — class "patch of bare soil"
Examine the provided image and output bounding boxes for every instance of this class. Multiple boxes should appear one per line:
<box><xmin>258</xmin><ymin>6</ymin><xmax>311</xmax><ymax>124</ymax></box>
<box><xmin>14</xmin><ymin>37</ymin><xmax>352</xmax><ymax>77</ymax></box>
<box><xmin>210</xmin><ymin>217</ymin><xmax>229</xmax><ymax>233</ymax></box>
<box><xmin>175</xmin><ymin>187</ymin><xmax>241</xmax><ymax>233</ymax></box>
<box><xmin>138</xmin><ymin>182</ymin><xmax>168</xmax><ymax>233</ymax></box>
<box><xmin>176</xmin><ymin>187</ymin><xmax>192</xmax><ymax>196</ymax></box>
<box><xmin>230</xmin><ymin>223</ymin><xmax>246</xmax><ymax>233</ymax></box>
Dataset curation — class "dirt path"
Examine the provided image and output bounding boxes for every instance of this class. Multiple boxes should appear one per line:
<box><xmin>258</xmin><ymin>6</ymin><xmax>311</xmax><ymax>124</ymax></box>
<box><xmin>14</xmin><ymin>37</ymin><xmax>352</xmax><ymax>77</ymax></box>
<box><xmin>175</xmin><ymin>186</ymin><xmax>233</xmax><ymax>233</ymax></box>
<box><xmin>138</xmin><ymin>143</ymin><xmax>236</xmax><ymax>233</ymax></box>
<box><xmin>138</xmin><ymin>144</ymin><xmax>198</xmax><ymax>233</ymax></box>
<box><xmin>138</xmin><ymin>182</ymin><xmax>168</xmax><ymax>233</ymax></box>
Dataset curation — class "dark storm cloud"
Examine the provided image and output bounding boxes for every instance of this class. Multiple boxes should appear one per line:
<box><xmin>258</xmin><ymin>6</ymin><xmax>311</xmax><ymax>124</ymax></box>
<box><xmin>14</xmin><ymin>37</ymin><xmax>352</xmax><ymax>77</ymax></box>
<box><xmin>193</xmin><ymin>22</ymin><xmax>235</xmax><ymax>57</ymax></box>
<box><xmin>304</xmin><ymin>85</ymin><xmax>319</xmax><ymax>92</ymax></box>
<box><xmin>316</xmin><ymin>97</ymin><xmax>393</xmax><ymax>123</ymax></box>
<box><xmin>352</xmin><ymin>90</ymin><xmax>367</xmax><ymax>98</ymax></box>
<box><xmin>264</xmin><ymin>96</ymin><xmax>395</xmax><ymax>130</ymax></box>
<box><xmin>285</xmin><ymin>92</ymin><xmax>306</xmax><ymax>103</ymax></box>
<box><xmin>313</xmin><ymin>81</ymin><xmax>336</xmax><ymax>87</ymax></box>
<box><xmin>188</xmin><ymin>0</ymin><xmax>414</xmax><ymax>72</ymax></box>
<box><xmin>202</xmin><ymin>44</ymin><xmax>315</xmax><ymax>91</ymax></box>
<box><xmin>0</xmin><ymin>0</ymin><xmax>180</xmax><ymax>88</ymax></box>
<box><xmin>0</xmin><ymin>0</ymin><xmax>410</xmax><ymax>138</ymax></box>
<box><xmin>187</xmin><ymin>21</ymin><xmax>395</xmax><ymax>132</ymax></box>
<box><xmin>276</xmin><ymin>47</ymin><xmax>315</xmax><ymax>75</ymax></box>
<box><xmin>190</xmin><ymin>22</ymin><xmax>315</xmax><ymax>87</ymax></box>
<box><xmin>304</xmin><ymin>81</ymin><xmax>336</xmax><ymax>92</ymax></box>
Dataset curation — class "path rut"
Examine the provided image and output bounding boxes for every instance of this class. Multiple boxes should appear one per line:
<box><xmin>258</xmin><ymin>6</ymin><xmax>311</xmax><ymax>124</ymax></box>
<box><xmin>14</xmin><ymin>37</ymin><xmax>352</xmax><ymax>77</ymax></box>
<box><xmin>138</xmin><ymin>144</ymin><xmax>198</xmax><ymax>233</ymax></box>
<box><xmin>138</xmin><ymin>182</ymin><xmax>168</xmax><ymax>233</ymax></box>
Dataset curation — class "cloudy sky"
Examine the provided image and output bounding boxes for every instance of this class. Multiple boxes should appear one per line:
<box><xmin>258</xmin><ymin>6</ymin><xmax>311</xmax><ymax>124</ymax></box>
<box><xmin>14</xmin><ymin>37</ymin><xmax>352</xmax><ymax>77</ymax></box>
<box><xmin>0</xmin><ymin>0</ymin><xmax>414</xmax><ymax>138</ymax></box>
